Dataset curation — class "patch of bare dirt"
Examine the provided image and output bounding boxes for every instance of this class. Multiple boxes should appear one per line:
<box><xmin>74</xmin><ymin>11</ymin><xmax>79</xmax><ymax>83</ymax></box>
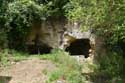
<box><xmin>0</xmin><ymin>58</ymin><xmax>56</xmax><ymax>83</ymax></box>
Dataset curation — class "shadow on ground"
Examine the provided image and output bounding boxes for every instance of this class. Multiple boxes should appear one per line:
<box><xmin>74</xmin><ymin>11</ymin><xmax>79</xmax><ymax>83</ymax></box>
<box><xmin>0</xmin><ymin>76</ymin><xmax>12</xmax><ymax>83</ymax></box>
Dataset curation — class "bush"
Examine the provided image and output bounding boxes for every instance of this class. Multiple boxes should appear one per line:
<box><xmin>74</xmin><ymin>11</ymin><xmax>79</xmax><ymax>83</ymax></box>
<box><xmin>0</xmin><ymin>29</ymin><xmax>8</xmax><ymax>48</ymax></box>
<box><xmin>0</xmin><ymin>49</ymin><xmax>10</xmax><ymax>67</ymax></box>
<box><xmin>97</xmin><ymin>51</ymin><xmax>125</xmax><ymax>82</ymax></box>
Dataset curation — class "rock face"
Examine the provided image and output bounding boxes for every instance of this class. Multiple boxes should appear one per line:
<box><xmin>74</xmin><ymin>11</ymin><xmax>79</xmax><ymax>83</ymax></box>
<box><xmin>27</xmin><ymin>17</ymin><xmax>66</xmax><ymax>49</ymax></box>
<box><xmin>26</xmin><ymin>17</ymin><xmax>96</xmax><ymax>57</ymax></box>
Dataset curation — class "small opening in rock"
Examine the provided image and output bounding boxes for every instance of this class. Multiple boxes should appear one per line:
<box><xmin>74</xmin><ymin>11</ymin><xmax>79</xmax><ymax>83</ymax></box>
<box><xmin>27</xmin><ymin>44</ymin><xmax>52</xmax><ymax>54</ymax></box>
<box><xmin>27</xmin><ymin>34</ymin><xmax>53</xmax><ymax>54</ymax></box>
<box><xmin>65</xmin><ymin>39</ymin><xmax>91</xmax><ymax>58</ymax></box>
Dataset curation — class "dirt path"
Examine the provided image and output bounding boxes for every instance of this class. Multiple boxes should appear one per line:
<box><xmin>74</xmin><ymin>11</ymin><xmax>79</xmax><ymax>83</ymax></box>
<box><xmin>0</xmin><ymin>58</ymin><xmax>56</xmax><ymax>83</ymax></box>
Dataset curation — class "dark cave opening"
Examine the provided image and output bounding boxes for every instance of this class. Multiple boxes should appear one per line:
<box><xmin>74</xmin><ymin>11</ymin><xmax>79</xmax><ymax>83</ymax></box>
<box><xmin>27</xmin><ymin>34</ymin><xmax>53</xmax><ymax>54</ymax></box>
<box><xmin>65</xmin><ymin>39</ymin><xmax>91</xmax><ymax>58</ymax></box>
<box><xmin>27</xmin><ymin>44</ymin><xmax>52</xmax><ymax>54</ymax></box>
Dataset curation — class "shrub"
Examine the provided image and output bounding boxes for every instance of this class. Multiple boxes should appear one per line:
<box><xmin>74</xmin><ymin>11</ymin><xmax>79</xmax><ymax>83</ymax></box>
<box><xmin>0</xmin><ymin>49</ymin><xmax>10</xmax><ymax>67</ymax></box>
<box><xmin>97</xmin><ymin>51</ymin><xmax>125</xmax><ymax>82</ymax></box>
<box><xmin>0</xmin><ymin>29</ymin><xmax>8</xmax><ymax>48</ymax></box>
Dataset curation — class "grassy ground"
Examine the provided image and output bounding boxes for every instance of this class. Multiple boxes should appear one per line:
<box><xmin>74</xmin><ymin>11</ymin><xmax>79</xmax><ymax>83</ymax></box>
<box><xmin>40</xmin><ymin>49</ymin><xmax>85</xmax><ymax>83</ymax></box>
<box><xmin>0</xmin><ymin>49</ymin><xmax>86</xmax><ymax>83</ymax></box>
<box><xmin>1</xmin><ymin>49</ymin><xmax>125</xmax><ymax>83</ymax></box>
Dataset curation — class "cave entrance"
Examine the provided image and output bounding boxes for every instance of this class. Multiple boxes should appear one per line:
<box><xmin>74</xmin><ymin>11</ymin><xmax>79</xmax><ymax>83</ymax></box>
<box><xmin>27</xmin><ymin>44</ymin><xmax>52</xmax><ymax>54</ymax></box>
<box><xmin>65</xmin><ymin>39</ymin><xmax>91</xmax><ymax>58</ymax></box>
<box><xmin>27</xmin><ymin>34</ymin><xmax>53</xmax><ymax>54</ymax></box>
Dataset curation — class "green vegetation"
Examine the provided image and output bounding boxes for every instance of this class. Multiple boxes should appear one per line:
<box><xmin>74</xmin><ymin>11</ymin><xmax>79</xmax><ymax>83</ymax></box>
<box><xmin>0</xmin><ymin>0</ymin><xmax>125</xmax><ymax>82</ymax></box>
<box><xmin>38</xmin><ymin>49</ymin><xmax>85</xmax><ymax>83</ymax></box>
<box><xmin>0</xmin><ymin>49</ymin><xmax>85</xmax><ymax>83</ymax></box>
<box><xmin>94</xmin><ymin>51</ymin><xmax>125</xmax><ymax>82</ymax></box>
<box><xmin>0</xmin><ymin>49</ymin><xmax>10</xmax><ymax>66</ymax></box>
<box><xmin>0</xmin><ymin>49</ymin><xmax>29</xmax><ymax>67</ymax></box>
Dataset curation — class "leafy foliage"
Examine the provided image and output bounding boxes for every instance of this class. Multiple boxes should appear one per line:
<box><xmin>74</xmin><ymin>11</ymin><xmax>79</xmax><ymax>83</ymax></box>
<box><xmin>6</xmin><ymin>0</ymin><xmax>53</xmax><ymax>50</ymax></box>
<box><xmin>64</xmin><ymin>0</ymin><xmax>106</xmax><ymax>30</ymax></box>
<box><xmin>96</xmin><ymin>51</ymin><xmax>125</xmax><ymax>82</ymax></box>
<box><xmin>96</xmin><ymin>0</ymin><xmax>125</xmax><ymax>46</ymax></box>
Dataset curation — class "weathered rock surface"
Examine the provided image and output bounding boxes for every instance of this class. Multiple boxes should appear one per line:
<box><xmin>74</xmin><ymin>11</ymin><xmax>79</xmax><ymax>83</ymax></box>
<box><xmin>26</xmin><ymin>17</ymin><xmax>96</xmax><ymax>52</ymax></box>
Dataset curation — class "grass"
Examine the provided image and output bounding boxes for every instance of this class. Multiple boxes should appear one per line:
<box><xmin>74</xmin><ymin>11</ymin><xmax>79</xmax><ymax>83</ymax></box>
<box><xmin>0</xmin><ymin>49</ymin><xmax>9</xmax><ymax>66</ymax></box>
<box><xmin>0</xmin><ymin>49</ymin><xmax>86</xmax><ymax>83</ymax></box>
<box><xmin>0</xmin><ymin>49</ymin><xmax>29</xmax><ymax>67</ymax></box>
<box><xmin>37</xmin><ymin>49</ymin><xmax>85</xmax><ymax>83</ymax></box>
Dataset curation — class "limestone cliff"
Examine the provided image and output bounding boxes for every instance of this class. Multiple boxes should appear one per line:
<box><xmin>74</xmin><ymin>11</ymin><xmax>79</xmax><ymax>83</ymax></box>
<box><xmin>26</xmin><ymin>16</ymin><xmax>96</xmax><ymax>57</ymax></box>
